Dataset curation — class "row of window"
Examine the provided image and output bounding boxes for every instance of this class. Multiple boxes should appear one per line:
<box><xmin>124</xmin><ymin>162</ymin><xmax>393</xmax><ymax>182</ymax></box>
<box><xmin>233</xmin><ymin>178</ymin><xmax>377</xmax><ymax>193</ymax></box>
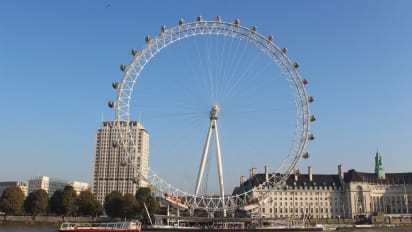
<box><xmin>263</xmin><ymin>207</ymin><xmax>345</xmax><ymax>214</ymax></box>
<box><xmin>272</xmin><ymin>201</ymin><xmax>343</xmax><ymax>207</ymax></box>
<box><xmin>269</xmin><ymin>197</ymin><xmax>341</xmax><ymax>201</ymax></box>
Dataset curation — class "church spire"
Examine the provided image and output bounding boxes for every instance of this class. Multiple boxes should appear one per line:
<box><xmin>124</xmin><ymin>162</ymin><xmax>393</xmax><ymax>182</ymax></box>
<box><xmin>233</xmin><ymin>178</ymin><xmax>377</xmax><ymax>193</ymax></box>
<box><xmin>375</xmin><ymin>150</ymin><xmax>385</xmax><ymax>179</ymax></box>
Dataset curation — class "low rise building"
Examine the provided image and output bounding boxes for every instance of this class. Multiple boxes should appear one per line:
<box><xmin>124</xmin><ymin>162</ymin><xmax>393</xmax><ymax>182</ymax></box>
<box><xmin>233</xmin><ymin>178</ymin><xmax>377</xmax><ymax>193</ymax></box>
<box><xmin>28</xmin><ymin>176</ymin><xmax>49</xmax><ymax>194</ymax></box>
<box><xmin>49</xmin><ymin>179</ymin><xmax>90</xmax><ymax>196</ymax></box>
<box><xmin>0</xmin><ymin>181</ymin><xmax>28</xmax><ymax>197</ymax></box>
<box><xmin>49</xmin><ymin>179</ymin><xmax>68</xmax><ymax>196</ymax></box>
<box><xmin>233</xmin><ymin>152</ymin><xmax>412</xmax><ymax>219</ymax></box>
<box><xmin>70</xmin><ymin>181</ymin><xmax>90</xmax><ymax>195</ymax></box>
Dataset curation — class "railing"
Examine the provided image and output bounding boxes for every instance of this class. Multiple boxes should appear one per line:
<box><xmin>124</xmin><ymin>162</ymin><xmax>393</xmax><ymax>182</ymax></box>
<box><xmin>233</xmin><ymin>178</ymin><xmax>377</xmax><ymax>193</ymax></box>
<box><xmin>60</xmin><ymin>221</ymin><xmax>141</xmax><ymax>230</ymax></box>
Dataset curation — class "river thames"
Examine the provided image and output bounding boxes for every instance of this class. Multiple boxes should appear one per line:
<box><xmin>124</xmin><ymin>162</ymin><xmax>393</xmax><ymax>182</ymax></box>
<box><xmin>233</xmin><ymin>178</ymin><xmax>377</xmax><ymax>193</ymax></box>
<box><xmin>1</xmin><ymin>225</ymin><xmax>412</xmax><ymax>232</ymax></box>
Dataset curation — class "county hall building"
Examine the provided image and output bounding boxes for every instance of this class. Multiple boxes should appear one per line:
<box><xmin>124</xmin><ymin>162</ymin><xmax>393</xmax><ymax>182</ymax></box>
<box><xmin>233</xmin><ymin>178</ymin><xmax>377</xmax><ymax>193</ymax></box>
<box><xmin>234</xmin><ymin>152</ymin><xmax>412</xmax><ymax>219</ymax></box>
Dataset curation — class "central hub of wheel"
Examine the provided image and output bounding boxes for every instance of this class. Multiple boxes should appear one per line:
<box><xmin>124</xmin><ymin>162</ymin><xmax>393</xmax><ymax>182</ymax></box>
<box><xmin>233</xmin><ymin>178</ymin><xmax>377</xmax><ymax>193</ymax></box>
<box><xmin>209</xmin><ymin>105</ymin><xmax>220</xmax><ymax>120</ymax></box>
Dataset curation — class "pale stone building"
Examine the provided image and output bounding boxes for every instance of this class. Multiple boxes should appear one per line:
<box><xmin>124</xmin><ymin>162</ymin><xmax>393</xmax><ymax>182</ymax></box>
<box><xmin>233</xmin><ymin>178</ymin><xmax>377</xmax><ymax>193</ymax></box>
<box><xmin>92</xmin><ymin>121</ymin><xmax>150</xmax><ymax>204</ymax></box>
<box><xmin>234</xmin><ymin>152</ymin><xmax>412</xmax><ymax>220</ymax></box>
<box><xmin>48</xmin><ymin>179</ymin><xmax>68</xmax><ymax>196</ymax></box>
<box><xmin>70</xmin><ymin>181</ymin><xmax>90</xmax><ymax>195</ymax></box>
<box><xmin>344</xmin><ymin>152</ymin><xmax>412</xmax><ymax>218</ymax></box>
<box><xmin>0</xmin><ymin>181</ymin><xmax>28</xmax><ymax>197</ymax></box>
<box><xmin>49</xmin><ymin>179</ymin><xmax>89</xmax><ymax>196</ymax></box>
<box><xmin>234</xmin><ymin>166</ymin><xmax>347</xmax><ymax>219</ymax></box>
<box><xmin>28</xmin><ymin>176</ymin><xmax>49</xmax><ymax>194</ymax></box>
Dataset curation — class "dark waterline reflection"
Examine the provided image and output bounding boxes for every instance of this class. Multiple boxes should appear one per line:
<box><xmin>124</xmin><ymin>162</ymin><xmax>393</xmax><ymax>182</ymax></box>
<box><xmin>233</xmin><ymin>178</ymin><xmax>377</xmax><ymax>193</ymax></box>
<box><xmin>0</xmin><ymin>225</ymin><xmax>56</xmax><ymax>232</ymax></box>
<box><xmin>1</xmin><ymin>225</ymin><xmax>412</xmax><ymax>232</ymax></box>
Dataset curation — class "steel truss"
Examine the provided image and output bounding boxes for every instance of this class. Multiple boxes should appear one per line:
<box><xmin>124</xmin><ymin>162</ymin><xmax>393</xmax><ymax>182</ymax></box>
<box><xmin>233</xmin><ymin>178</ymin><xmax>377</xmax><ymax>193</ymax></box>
<box><xmin>110</xmin><ymin>17</ymin><xmax>313</xmax><ymax>212</ymax></box>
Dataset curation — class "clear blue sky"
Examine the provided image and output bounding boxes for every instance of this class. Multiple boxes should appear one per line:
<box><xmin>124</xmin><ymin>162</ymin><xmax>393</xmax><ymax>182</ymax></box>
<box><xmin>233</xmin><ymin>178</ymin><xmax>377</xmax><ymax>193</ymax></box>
<box><xmin>1</xmin><ymin>1</ymin><xmax>411</xmax><ymax>192</ymax></box>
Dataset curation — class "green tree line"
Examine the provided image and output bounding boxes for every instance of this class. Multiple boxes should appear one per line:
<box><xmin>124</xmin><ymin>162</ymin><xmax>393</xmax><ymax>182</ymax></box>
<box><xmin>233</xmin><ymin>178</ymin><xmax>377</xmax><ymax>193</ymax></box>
<box><xmin>0</xmin><ymin>186</ymin><xmax>102</xmax><ymax>217</ymax></box>
<box><xmin>0</xmin><ymin>186</ymin><xmax>159</xmax><ymax>221</ymax></box>
<box><xmin>103</xmin><ymin>188</ymin><xmax>160</xmax><ymax>222</ymax></box>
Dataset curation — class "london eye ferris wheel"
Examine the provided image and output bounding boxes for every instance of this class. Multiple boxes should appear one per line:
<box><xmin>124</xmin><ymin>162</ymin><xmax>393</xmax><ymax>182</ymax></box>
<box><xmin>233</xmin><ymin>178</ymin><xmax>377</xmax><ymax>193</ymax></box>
<box><xmin>107</xmin><ymin>16</ymin><xmax>315</xmax><ymax>213</ymax></box>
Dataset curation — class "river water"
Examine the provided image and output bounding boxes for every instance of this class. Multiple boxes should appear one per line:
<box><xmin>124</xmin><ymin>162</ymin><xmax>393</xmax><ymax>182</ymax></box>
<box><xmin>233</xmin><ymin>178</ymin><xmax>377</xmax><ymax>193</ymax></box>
<box><xmin>1</xmin><ymin>225</ymin><xmax>412</xmax><ymax>232</ymax></box>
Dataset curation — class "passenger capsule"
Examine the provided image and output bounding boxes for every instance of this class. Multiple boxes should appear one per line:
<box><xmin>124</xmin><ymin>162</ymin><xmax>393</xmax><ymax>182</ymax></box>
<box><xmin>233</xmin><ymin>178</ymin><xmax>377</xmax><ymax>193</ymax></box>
<box><xmin>120</xmin><ymin>159</ymin><xmax>128</xmax><ymax>167</ymax></box>
<box><xmin>293</xmin><ymin>62</ymin><xmax>299</xmax><ymax>69</ymax></box>
<box><xmin>112</xmin><ymin>141</ymin><xmax>118</xmax><ymax>148</ymax></box>
<box><xmin>281</xmin><ymin>48</ymin><xmax>288</xmax><ymax>54</ymax></box>
<box><xmin>131</xmin><ymin>49</ymin><xmax>140</xmax><ymax>57</ymax></box>
<box><xmin>303</xmin><ymin>152</ymin><xmax>309</xmax><ymax>159</ymax></box>
<box><xmin>215</xmin><ymin>16</ymin><xmax>222</xmax><ymax>22</ymax></box>
<box><xmin>120</xmin><ymin>64</ymin><xmax>127</xmax><ymax>72</ymax></box>
<box><xmin>310</xmin><ymin>115</ymin><xmax>316</xmax><ymax>122</ymax></box>
<box><xmin>267</xmin><ymin>35</ymin><xmax>273</xmax><ymax>43</ymax></box>
<box><xmin>251</xmin><ymin>26</ymin><xmax>257</xmax><ymax>33</ymax></box>
<box><xmin>108</xmin><ymin>101</ymin><xmax>115</xmax><ymax>108</ymax></box>
<box><xmin>308</xmin><ymin>133</ymin><xmax>315</xmax><ymax>141</ymax></box>
<box><xmin>160</xmin><ymin>25</ymin><xmax>166</xmax><ymax>34</ymax></box>
<box><xmin>308</xmin><ymin>96</ymin><xmax>314</xmax><ymax>103</ymax></box>
<box><xmin>234</xmin><ymin>19</ymin><xmax>240</xmax><ymax>27</ymax></box>
<box><xmin>145</xmin><ymin>35</ymin><xmax>152</xmax><ymax>44</ymax></box>
<box><xmin>196</xmin><ymin>16</ymin><xmax>203</xmax><ymax>22</ymax></box>
<box><xmin>112</xmin><ymin>82</ymin><xmax>119</xmax><ymax>90</ymax></box>
<box><xmin>303</xmin><ymin>79</ymin><xmax>309</xmax><ymax>85</ymax></box>
<box><xmin>178</xmin><ymin>18</ymin><xmax>185</xmax><ymax>26</ymax></box>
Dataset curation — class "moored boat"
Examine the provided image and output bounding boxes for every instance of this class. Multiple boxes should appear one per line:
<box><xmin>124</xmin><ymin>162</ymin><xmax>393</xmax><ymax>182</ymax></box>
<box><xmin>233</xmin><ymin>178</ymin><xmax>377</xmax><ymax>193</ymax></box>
<box><xmin>59</xmin><ymin>221</ymin><xmax>142</xmax><ymax>232</ymax></box>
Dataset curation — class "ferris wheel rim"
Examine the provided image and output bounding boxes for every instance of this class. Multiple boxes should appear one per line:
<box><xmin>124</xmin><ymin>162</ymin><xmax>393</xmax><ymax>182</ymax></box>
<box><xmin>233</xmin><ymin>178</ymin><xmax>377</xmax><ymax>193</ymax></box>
<box><xmin>112</xmin><ymin>18</ymin><xmax>312</xmax><ymax>211</ymax></box>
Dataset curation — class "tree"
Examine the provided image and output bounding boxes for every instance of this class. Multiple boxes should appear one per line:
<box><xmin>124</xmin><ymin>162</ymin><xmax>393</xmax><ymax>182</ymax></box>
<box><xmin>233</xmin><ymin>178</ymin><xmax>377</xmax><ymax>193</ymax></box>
<box><xmin>24</xmin><ymin>189</ymin><xmax>48</xmax><ymax>216</ymax></box>
<box><xmin>0</xmin><ymin>186</ymin><xmax>25</xmax><ymax>215</ymax></box>
<box><xmin>135</xmin><ymin>187</ymin><xmax>159</xmax><ymax>214</ymax></box>
<box><xmin>61</xmin><ymin>186</ymin><xmax>77</xmax><ymax>216</ymax></box>
<box><xmin>104</xmin><ymin>191</ymin><xmax>123</xmax><ymax>218</ymax></box>
<box><xmin>76</xmin><ymin>190</ymin><xmax>102</xmax><ymax>217</ymax></box>
<box><xmin>122</xmin><ymin>193</ymin><xmax>138</xmax><ymax>219</ymax></box>
<box><xmin>135</xmin><ymin>187</ymin><xmax>160</xmax><ymax>224</ymax></box>
<box><xmin>49</xmin><ymin>190</ymin><xmax>64</xmax><ymax>215</ymax></box>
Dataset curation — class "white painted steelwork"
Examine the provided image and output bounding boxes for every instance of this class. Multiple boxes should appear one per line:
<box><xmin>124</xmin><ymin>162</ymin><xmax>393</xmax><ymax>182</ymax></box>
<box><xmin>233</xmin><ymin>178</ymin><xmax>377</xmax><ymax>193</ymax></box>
<box><xmin>109</xmin><ymin>17</ymin><xmax>314</xmax><ymax>212</ymax></box>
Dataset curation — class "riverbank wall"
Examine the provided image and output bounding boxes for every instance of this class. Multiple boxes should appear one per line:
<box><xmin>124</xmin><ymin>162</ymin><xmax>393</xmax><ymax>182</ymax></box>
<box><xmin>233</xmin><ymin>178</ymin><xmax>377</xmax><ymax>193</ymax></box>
<box><xmin>0</xmin><ymin>215</ymin><xmax>96</xmax><ymax>225</ymax></box>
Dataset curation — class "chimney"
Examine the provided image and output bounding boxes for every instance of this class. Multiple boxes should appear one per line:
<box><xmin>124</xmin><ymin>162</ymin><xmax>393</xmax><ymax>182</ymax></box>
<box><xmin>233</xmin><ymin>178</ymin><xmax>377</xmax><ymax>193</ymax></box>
<box><xmin>308</xmin><ymin>166</ymin><xmax>313</xmax><ymax>182</ymax></box>
<box><xmin>294</xmin><ymin>169</ymin><xmax>299</xmax><ymax>181</ymax></box>
<box><xmin>264</xmin><ymin>165</ymin><xmax>269</xmax><ymax>181</ymax></box>
<box><xmin>250</xmin><ymin>168</ymin><xmax>257</xmax><ymax>178</ymax></box>
<box><xmin>240</xmin><ymin>176</ymin><xmax>246</xmax><ymax>185</ymax></box>
<box><xmin>338</xmin><ymin>164</ymin><xmax>344</xmax><ymax>180</ymax></box>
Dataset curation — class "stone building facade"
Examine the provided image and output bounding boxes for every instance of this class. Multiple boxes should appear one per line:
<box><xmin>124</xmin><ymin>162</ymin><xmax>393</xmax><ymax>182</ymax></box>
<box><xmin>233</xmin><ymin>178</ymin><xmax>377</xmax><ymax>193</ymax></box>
<box><xmin>92</xmin><ymin>121</ymin><xmax>150</xmax><ymax>204</ymax></box>
<box><xmin>28</xmin><ymin>176</ymin><xmax>49</xmax><ymax>194</ymax></box>
<box><xmin>234</xmin><ymin>152</ymin><xmax>412</xmax><ymax>219</ymax></box>
<box><xmin>0</xmin><ymin>181</ymin><xmax>28</xmax><ymax>197</ymax></box>
<box><xmin>49</xmin><ymin>180</ymin><xmax>89</xmax><ymax>196</ymax></box>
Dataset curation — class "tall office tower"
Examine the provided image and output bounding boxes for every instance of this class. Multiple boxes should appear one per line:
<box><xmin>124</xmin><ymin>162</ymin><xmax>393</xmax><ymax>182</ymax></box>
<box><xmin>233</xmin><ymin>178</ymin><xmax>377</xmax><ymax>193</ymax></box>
<box><xmin>92</xmin><ymin>121</ymin><xmax>149</xmax><ymax>204</ymax></box>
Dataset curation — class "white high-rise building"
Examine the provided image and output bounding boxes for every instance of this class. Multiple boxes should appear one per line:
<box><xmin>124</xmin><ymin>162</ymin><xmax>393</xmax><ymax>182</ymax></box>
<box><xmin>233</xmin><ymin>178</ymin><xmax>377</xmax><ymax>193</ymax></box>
<box><xmin>28</xmin><ymin>176</ymin><xmax>49</xmax><ymax>194</ymax></box>
<box><xmin>92</xmin><ymin>121</ymin><xmax>149</xmax><ymax>204</ymax></box>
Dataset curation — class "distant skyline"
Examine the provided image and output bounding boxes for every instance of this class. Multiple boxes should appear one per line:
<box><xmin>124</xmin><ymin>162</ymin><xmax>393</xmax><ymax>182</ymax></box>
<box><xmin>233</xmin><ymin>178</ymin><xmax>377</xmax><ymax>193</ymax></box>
<box><xmin>1</xmin><ymin>1</ymin><xmax>412</xmax><ymax>187</ymax></box>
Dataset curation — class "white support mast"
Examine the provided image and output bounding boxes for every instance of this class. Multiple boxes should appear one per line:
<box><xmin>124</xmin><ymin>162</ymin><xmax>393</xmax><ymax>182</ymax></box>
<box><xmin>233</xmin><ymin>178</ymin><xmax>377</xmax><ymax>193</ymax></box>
<box><xmin>194</xmin><ymin>105</ymin><xmax>226</xmax><ymax>215</ymax></box>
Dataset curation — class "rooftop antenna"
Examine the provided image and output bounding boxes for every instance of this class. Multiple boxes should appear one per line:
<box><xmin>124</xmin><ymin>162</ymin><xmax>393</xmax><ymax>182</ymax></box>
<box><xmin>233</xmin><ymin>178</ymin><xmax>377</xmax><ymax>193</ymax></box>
<box><xmin>100</xmin><ymin>112</ymin><xmax>104</xmax><ymax>124</ymax></box>
<box><xmin>138</xmin><ymin>112</ymin><xmax>142</xmax><ymax>124</ymax></box>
